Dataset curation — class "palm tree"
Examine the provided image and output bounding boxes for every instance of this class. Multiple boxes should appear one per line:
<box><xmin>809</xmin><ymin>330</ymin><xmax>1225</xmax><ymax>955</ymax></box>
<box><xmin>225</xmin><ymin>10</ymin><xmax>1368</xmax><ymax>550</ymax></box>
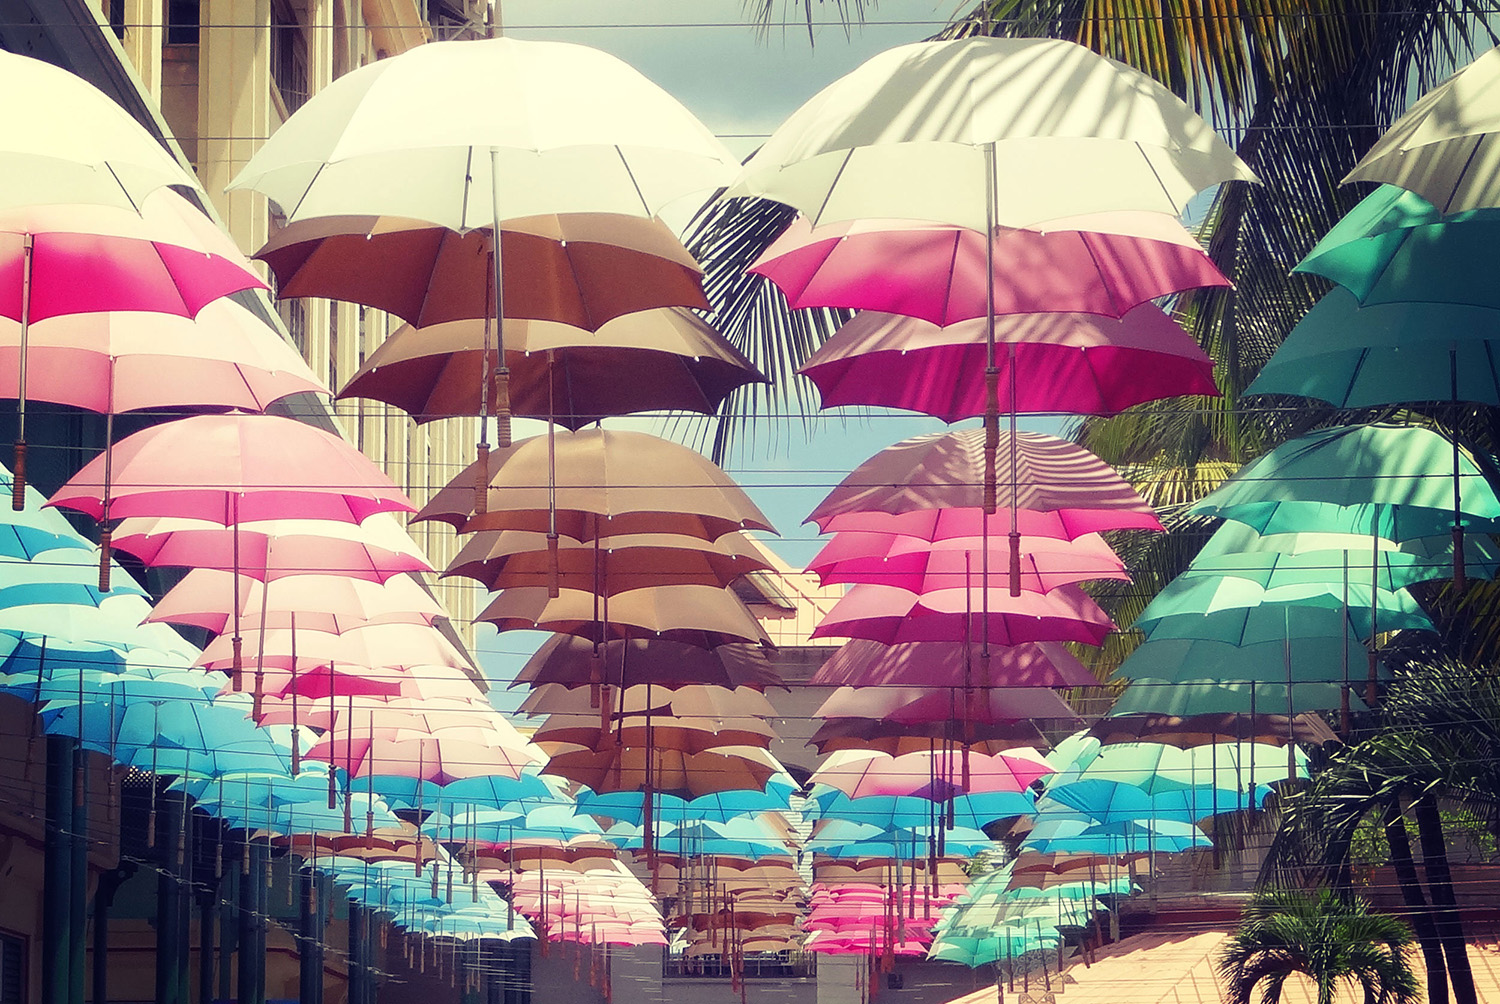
<box><xmin>1217</xmin><ymin>886</ymin><xmax>1420</xmax><ymax>1004</ymax></box>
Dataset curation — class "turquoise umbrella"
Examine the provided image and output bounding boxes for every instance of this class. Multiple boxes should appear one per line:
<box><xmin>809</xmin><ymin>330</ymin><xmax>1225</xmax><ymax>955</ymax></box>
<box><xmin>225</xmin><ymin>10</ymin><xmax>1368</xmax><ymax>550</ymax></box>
<box><xmin>1071</xmin><ymin>741</ymin><xmax>1304</xmax><ymax>794</ymax></box>
<box><xmin>1111</xmin><ymin>675</ymin><xmax>1368</xmax><ymax>718</ymax></box>
<box><xmin>577</xmin><ymin>778</ymin><xmax>795</xmax><ymax>825</ymax></box>
<box><xmin>0</xmin><ymin>463</ymin><xmax>91</xmax><ymax>558</ymax></box>
<box><xmin>1039</xmin><ymin>778</ymin><xmax>1270</xmax><ymax>825</ymax></box>
<box><xmin>1190</xmin><ymin>424</ymin><xmax>1500</xmax><ymax>540</ymax></box>
<box><xmin>1136</xmin><ymin>576</ymin><xmax>1429</xmax><ymax>640</ymax></box>
<box><xmin>1021</xmin><ymin>813</ymin><xmax>1211</xmax><ymax>856</ymax></box>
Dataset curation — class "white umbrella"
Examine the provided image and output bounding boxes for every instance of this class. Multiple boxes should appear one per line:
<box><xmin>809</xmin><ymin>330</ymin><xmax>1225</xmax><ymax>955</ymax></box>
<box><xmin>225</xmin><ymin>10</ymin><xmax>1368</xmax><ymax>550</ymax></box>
<box><xmin>727</xmin><ymin>36</ymin><xmax>1256</xmax><ymax>232</ymax></box>
<box><xmin>0</xmin><ymin>50</ymin><xmax>192</xmax><ymax>211</ymax></box>
<box><xmin>1345</xmin><ymin>47</ymin><xmax>1500</xmax><ymax>213</ymax></box>
<box><xmin>229</xmin><ymin>35</ymin><xmax>737</xmax><ymax>454</ymax></box>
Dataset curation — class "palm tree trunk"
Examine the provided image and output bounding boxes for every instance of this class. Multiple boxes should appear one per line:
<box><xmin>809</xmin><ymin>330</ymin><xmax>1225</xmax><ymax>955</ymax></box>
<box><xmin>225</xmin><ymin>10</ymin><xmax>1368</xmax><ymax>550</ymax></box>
<box><xmin>1385</xmin><ymin>801</ymin><xmax>1448</xmax><ymax>1004</ymax></box>
<box><xmin>1414</xmin><ymin>792</ymin><xmax>1478</xmax><ymax>1004</ymax></box>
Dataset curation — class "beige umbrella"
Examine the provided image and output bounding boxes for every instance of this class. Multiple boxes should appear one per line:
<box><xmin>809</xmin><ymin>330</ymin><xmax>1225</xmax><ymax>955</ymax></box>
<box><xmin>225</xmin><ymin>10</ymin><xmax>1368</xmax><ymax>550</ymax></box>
<box><xmin>531</xmin><ymin>713</ymin><xmax>776</xmax><ymax>755</ymax></box>
<box><xmin>519</xmin><ymin>684</ymin><xmax>777</xmax><ymax>720</ymax></box>
<box><xmin>543</xmin><ymin>743</ymin><xmax>783</xmax><ymax>798</ymax></box>
<box><xmin>476</xmin><ymin>584</ymin><xmax>772</xmax><ymax>648</ymax></box>
<box><xmin>418</xmin><ymin>428</ymin><xmax>774</xmax><ymax>540</ymax></box>
<box><xmin>1345</xmin><ymin>48</ymin><xmax>1500</xmax><ymax>213</ymax></box>
<box><xmin>444</xmin><ymin>529</ymin><xmax>771</xmax><ymax>594</ymax></box>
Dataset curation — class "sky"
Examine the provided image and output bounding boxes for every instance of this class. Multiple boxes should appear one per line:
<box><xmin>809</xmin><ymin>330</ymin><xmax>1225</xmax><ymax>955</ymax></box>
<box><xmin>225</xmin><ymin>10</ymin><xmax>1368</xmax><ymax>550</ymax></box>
<box><xmin>474</xmin><ymin>0</ymin><xmax>1059</xmax><ymax>699</ymax></box>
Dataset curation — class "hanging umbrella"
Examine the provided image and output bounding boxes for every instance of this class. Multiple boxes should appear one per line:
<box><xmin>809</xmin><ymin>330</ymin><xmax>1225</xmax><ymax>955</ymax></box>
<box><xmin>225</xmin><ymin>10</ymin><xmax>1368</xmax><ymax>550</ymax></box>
<box><xmin>305</xmin><ymin>727</ymin><xmax>542</xmax><ymax>786</ymax></box>
<box><xmin>817</xmin><ymin>506</ymin><xmax>1162</xmax><ymax>544</ymax></box>
<box><xmin>542</xmin><ymin>744</ymin><xmax>783</xmax><ymax>798</ymax></box>
<box><xmin>516</xmin><ymin>636</ymin><xmax>783</xmax><ymax>691</ymax></box>
<box><xmin>1135</xmin><ymin>576</ymin><xmax>1431</xmax><ymax>640</ymax></box>
<box><xmin>727</xmin><ymin>36</ymin><xmax>1254</xmax><ymax>231</ymax></box>
<box><xmin>1072</xmin><ymin>741</ymin><xmax>1304</xmax><ymax>794</ymax></box>
<box><xmin>751</xmin><ymin>214</ymin><xmax>1227</xmax><ymax>324</ymax></box>
<box><xmin>230</xmin><ymin>36</ymin><xmax>738</xmax><ymax>448</ymax></box>
<box><xmin>0</xmin><ymin>192</ymin><xmax>268</xmax><ymax>498</ymax></box>
<box><xmin>255</xmin><ymin>213</ymin><xmax>709</xmax><ymax>330</ymax></box>
<box><xmin>520</xmin><ymin>683</ymin><xmax>777</xmax><ymax>720</ymax></box>
<box><xmin>1344</xmin><ymin>48</ymin><xmax>1500</xmax><ymax>213</ymax></box>
<box><xmin>0</xmin><ymin>49</ymin><xmax>192</xmax><ymax>211</ymax></box>
<box><xmin>1110</xmin><ymin>677</ymin><xmax>1369</xmax><ymax>719</ymax></box>
<box><xmin>812</xmin><ymin>685</ymin><xmax>1079</xmax><ymax>731</ymax></box>
<box><xmin>1020</xmin><ymin>814</ymin><xmax>1210</xmax><ymax>856</ymax></box>
<box><xmin>810</xmin><ymin>582</ymin><xmax>1115</xmax><ymax>645</ymax></box>
<box><xmin>477</xmin><ymin>584</ymin><xmax>771</xmax><ymax>648</ymax></box>
<box><xmin>812</xmin><ymin>639</ymin><xmax>1099</xmax><ymax>689</ymax></box>
<box><xmin>195</xmin><ymin>623</ymin><xmax>471</xmax><ymax>674</ymax></box>
<box><xmin>811</xmin><ymin>791</ymin><xmax>1033</xmax><ymax>830</ymax></box>
<box><xmin>1038</xmin><ymin>780</ymin><xmax>1267</xmax><ymax>826</ymax></box>
<box><xmin>1088</xmin><ymin>712</ymin><xmax>1339</xmax><ymax>749</ymax></box>
<box><xmin>339</xmin><ymin>309</ymin><xmax>763</xmax><ymax>427</ymax></box>
<box><xmin>809</xmin><ymin>748</ymin><xmax>1053</xmax><ymax>801</ymax></box>
<box><xmin>576</xmin><ymin>783</ymin><xmax>795</xmax><ymax>827</ymax></box>
<box><xmin>444</xmin><ymin>529</ymin><xmax>771</xmax><ymax>594</ymax></box>
<box><xmin>806</xmin><ymin>530</ymin><xmax>1127</xmax><ymax>593</ymax></box>
<box><xmin>0</xmin><ymin>463</ymin><xmax>90</xmax><ymax>559</ymax></box>
<box><xmin>109</xmin><ymin>514</ymin><xmax>431</xmax><ymax>583</ymax></box>
<box><xmin>799</xmin><ymin>306</ymin><xmax>1217</xmax><ymax>421</ymax></box>
<box><xmin>146</xmin><ymin>568</ymin><xmax>443</xmax><ymax>634</ymax></box>
<box><xmin>806</xmin><ymin>718</ymin><xmax>1051</xmax><ymax>757</ymax></box>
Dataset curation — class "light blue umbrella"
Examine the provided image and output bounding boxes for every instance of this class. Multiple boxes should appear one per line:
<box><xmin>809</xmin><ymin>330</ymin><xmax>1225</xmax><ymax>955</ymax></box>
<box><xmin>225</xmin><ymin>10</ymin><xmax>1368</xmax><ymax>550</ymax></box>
<box><xmin>1021</xmin><ymin>813</ymin><xmax>1211</xmax><ymax>856</ymax></box>
<box><xmin>1136</xmin><ymin>576</ymin><xmax>1430</xmax><ymax>641</ymax></box>
<box><xmin>806</xmin><ymin>819</ymin><xmax>993</xmax><ymax>858</ymax></box>
<box><xmin>1039</xmin><ymin>779</ymin><xmax>1269</xmax><ymax>825</ymax></box>
<box><xmin>0</xmin><ymin>464</ymin><xmax>91</xmax><ymax>558</ymax></box>
<box><xmin>374</xmin><ymin>769</ymin><xmax>556</xmax><ymax>812</ymax></box>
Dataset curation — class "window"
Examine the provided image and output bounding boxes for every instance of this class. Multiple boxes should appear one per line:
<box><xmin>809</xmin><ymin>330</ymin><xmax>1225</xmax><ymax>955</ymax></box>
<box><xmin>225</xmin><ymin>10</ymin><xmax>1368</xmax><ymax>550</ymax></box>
<box><xmin>0</xmin><ymin>930</ymin><xmax>25</xmax><ymax>1004</ymax></box>
<box><xmin>166</xmin><ymin>0</ymin><xmax>198</xmax><ymax>44</ymax></box>
<box><xmin>270</xmin><ymin>1</ymin><xmax>309</xmax><ymax>112</ymax></box>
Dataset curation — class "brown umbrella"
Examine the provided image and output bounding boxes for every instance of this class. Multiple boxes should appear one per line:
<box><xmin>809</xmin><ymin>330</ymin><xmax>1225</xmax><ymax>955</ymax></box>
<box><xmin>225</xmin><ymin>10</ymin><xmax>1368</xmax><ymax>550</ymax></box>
<box><xmin>476</xmin><ymin>584</ymin><xmax>772</xmax><ymax>648</ymax></box>
<box><xmin>1086</xmin><ymin>712</ymin><xmax>1338</xmax><ymax>748</ymax></box>
<box><xmin>516</xmin><ymin>636</ymin><xmax>785</xmax><ymax>690</ymax></box>
<box><xmin>532</xmin><ymin>713</ymin><xmax>776</xmax><ymax>755</ymax></box>
<box><xmin>338</xmin><ymin>309</ymin><xmax>764</xmax><ymax>427</ymax></box>
<box><xmin>416</xmin><ymin>428</ymin><xmax>774</xmax><ymax>540</ymax></box>
<box><xmin>543</xmin><ymin>743</ymin><xmax>782</xmax><ymax>798</ymax></box>
<box><xmin>444</xmin><ymin>529</ymin><xmax>771</xmax><ymax>594</ymax></box>
<box><xmin>255</xmin><ymin>213</ymin><xmax>709</xmax><ymax>330</ymax></box>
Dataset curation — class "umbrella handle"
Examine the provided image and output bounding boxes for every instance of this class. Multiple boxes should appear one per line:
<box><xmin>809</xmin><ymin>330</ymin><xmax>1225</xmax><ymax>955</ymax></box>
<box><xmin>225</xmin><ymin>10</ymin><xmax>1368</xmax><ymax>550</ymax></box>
<box><xmin>9</xmin><ymin>441</ymin><xmax>24</xmax><ymax>511</ymax></box>
<box><xmin>98</xmin><ymin>525</ymin><xmax>112</xmax><ymax>592</ymax></box>
<box><xmin>547</xmin><ymin>533</ymin><xmax>560</xmax><ymax>598</ymax></box>
<box><xmin>982</xmin><ymin>398</ymin><xmax>999</xmax><ymax>515</ymax></box>
<box><xmin>473</xmin><ymin>442</ymin><xmax>490</xmax><ymax>515</ymax></box>
<box><xmin>495</xmin><ymin>368</ymin><xmax>512</xmax><ymax>449</ymax></box>
<box><xmin>1008</xmin><ymin>531</ymin><xmax>1021</xmax><ymax>598</ymax></box>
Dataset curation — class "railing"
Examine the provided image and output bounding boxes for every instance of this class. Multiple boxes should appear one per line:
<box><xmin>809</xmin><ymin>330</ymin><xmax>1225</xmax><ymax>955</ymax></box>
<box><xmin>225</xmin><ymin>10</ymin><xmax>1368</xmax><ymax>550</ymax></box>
<box><xmin>663</xmin><ymin>951</ymin><xmax>817</xmax><ymax>981</ymax></box>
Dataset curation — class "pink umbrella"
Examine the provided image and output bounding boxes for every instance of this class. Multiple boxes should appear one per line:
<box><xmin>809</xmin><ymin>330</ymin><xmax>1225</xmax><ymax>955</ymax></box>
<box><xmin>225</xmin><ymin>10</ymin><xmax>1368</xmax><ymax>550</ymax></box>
<box><xmin>305</xmin><ymin>728</ymin><xmax>542</xmax><ymax>784</ymax></box>
<box><xmin>799</xmin><ymin>306</ymin><xmax>1217</xmax><ymax>421</ymax></box>
<box><xmin>810</xmin><ymin>748</ymin><xmax>1053</xmax><ymax>800</ymax></box>
<box><xmin>252</xmin><ymin>663</ymin><xmax>481</xmax><ymax>703</ymax></box>
<box><xmin>808</xmin><ymin>430</ymin><xmax>1156</xmax><ymax>531</ymax></box>
<box><xmin>0</xmin><ymin>191</ymin><xmax>267</xmax><ymax>497</ymax></box>
<box><xmin>820</xmin><ymin>507</ymin><xmax>1162</xmax><ymax>543</ymax></box>
<box><xmin>147</xmin><ymin>568</ymin><xmax>444</xmax><ymax>633</ymax></box>
<box><xmin>109</xmin><ymin>514</ymin><xmax>432</xmax><ymax>583</ymax></box>
<box><xmin>812</xmin><ymin>640</ymin><xmax>1099</xmax><ymax>689</ymax></box>
<box><xmin>195</xmin><ymin>623</ymin><xmax>471</xmax><ymax>674</ymax></box>
<box><xmin>815</xmin><ymin>686</ymin><xmax>1080</xmax><ymax>727</ymax></box>
<box><xmin>807</xmin><ymin>530</ymin><xmax>1127</xmax><ymax>593</ymax></box>
<box><xmin>749</xmin><ymin>213</ymin><xmax>1228</xmax><ymax>324</ymax></box>
<box><xmin>809</xmin><ymin>583</ymin><xmax>1115</xmax><ymax>645</ymax></box>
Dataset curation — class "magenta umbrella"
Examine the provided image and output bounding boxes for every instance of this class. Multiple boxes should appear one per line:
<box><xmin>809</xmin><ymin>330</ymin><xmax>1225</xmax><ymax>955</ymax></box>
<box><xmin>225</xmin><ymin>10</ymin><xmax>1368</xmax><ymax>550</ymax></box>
<box><xmin>0</xmin><ymin>191</ymin><xmax>267</xmax><ymax>498</ymax></box>
<box><xmin>815</xmin><ymin>686</ymin><xmax>1079</xmax><ymax>727</ymax></box>
<box><xmin>821</xmin><ymin>507</ymin><xmax>1162</xmax><ymax>541</ymax></box>
<box><xmin>811</xmin><ymin>639</ymin><xmax>1100</xmax><ymax>689</ymax></box>
<box><xmin>807</xmin><ymin>530</ymin><xmax>1126</xmax><ymax>593</ymax></box>
<box><xmin>810</xmin><ymin>582</ymin><xmax>1115</xmax><ymax>645</ymax></box>
<box><xmin>749</xmin><ymin>213</ymin><xmax>1227</xmax><ymax>324</ymax></box>
<box><xmin>800</xmin><ymin>307</ymin><xmax>1217</xmax><ymax>421</ymax></box>
<box><xmin>109</xmin><ymin>514</ymin><xmax>432</xmax><ymax>583</ymax></box>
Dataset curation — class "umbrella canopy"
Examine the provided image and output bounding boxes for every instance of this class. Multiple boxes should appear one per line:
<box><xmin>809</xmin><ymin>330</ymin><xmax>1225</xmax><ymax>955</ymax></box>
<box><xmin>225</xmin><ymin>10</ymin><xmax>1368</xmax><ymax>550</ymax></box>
<box><xmin>809</xmin><ymin>748</ymin><xmax>1053</xmax><ymax>800</ymax></box>
<box><xmin>576</xmin><ymin>784</ymin><xmax>795</xmax><ymax>826</ymax></box>
<box><xmin>196</xmin><ymin>622</ymin><xmax>473</xmax><ymax>674</ymax></box>
<box><xmin>49</xmin><ymin>414</ymin><xmax>414</xmax><ymax>524</ymax></box>
<box><xmin>807</xmin><ymin>530</ymin><xmax>1126</xmax><ymax>593</ymax></box>
<box><xmin>1135</xmin><ymin>576</ymin><xmax>1431</xmax><ymax>641</ymax></box>
<box><xmin>806</xmin><ymin>718</ymin><xmax>1050</xmax><ymax>757</ymax></box>
<box><xmin>1039</xmin><ymin>779</ymin><xmax>1267</xmax><ymax>825</ymax></box>
<box><xmin>808</xmin><ymin>430</ymin><xmax>1159</xmax><ymax>533</ymax></box>
<box><xmin>811</xmin><ymin>791</ymin><xmax>1033</xmax><ymax>830</ymax></box>
<box><xmin>1089</xmin><ymin>712</ymin><xmax>1339</xmax><ymax>749</ymax></box>
<box><xmin>306</xmin><ymin>729</ymin><xmax>542</xmax><ymax>785</ymax></box>
<box><xmin>542</xmin><ymin>743</ymin><xmax>783</xmax><ymax>798</ymax></box>
<box><xmin>812</xmin><ymin>639</ymin><xmax>1099</xmax><ymax>689</ymax></box>
<box><xmin>256</xmin><ymin>213</ymin><xmax>708</xmax><ymax>330</ymax></box>
<box><xmin>1110</xmin><ymin>677</ymin><xmax>1368</xmax><ymax>718</ymax></box>
<box><xmin>800</xmin><ymin>306</ymin><xmax>1217</xmax><ymax>421</ymax></box>
<box><xmin>0</xmin><ymin>49</ymin><xmax>192</xmax><ymax>211</ymax></box>
<box><xmin>338</xmin><ymin>309</ymin><xmax>763</xmax><ymax>427</ymax></box>
<box><xmin>1297</xmin><ymin>217</ymin><xmax>1500</xmax><ymax>311</ymax></box>
<box><xmin>445</xmin><ymin>529</ymin><xmax>771</xmax><ymax>594</ymax></box>
<box><xmin>751</xmin><ymin>214</ymin><xmax>1227</xmax><ymax>324</ymax></box>
<box><xmin>1345</xmin><ymin>47</ymin><xmax>1500</xmax><ymax>213</ymax></box>
<box><xmin>810</xmin><ymin>582</ymin><xmax>1115</xmax><ymax>645</ymax></box>
<box><xmin>520</xmin><ymin>683</ymin><xmax>776</xmax><ymax>720</ymax></box>
<box><xmin>1188</xmin><ymin>424</ymin><xmax>1500</xmax><ymax>539</ymax></box>
<box><xmin>229</xmin><ymin>36</ymin><xmax>737</xmax><ymax>228</ymax></box>
<box><xmin>516</xmin><ymin>635</ymin><xmax>784</xmax><ymax>690</ymax></box>
<box><xmin>0</xmin><ymin>299</ymin><xmax>325</xmax><ymax>413</ymax></box>
<box><xmin>109</xmin><ymin>514</ymin><xmax>431</xmax><ymax>583</ymax></box>
<box><xmin>147</xmin><ymin>569</ymin><xmax>444</xmax><ymax>634</ymax></box>
<box><xmin>0</xmin><ymin>194</ymin><xmax>265</xmax><ymax>322</ymax></box>
<box><xmin>477</xmin><ymin>584</ymin><xmax>771</xmax><ymax>648</ymax></box>
<box><xmin>813</xmin><ymin>685</ymin><xmax>1079</xmax><ymax>728</ymax></box>
<box><xmin>418</xmin><ymin>428</ymin><xmax>772</xmax><ymax>540</ymax></box>
<box><xmin>726</xmin><ymin>36</ymin><xmax>1254</xmax><ymax>231</ymax></box>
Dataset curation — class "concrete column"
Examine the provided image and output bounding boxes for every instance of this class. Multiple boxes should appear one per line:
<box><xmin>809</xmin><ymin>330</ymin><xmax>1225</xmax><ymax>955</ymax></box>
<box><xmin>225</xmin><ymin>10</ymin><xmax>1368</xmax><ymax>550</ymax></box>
<box><xmin>123</xmin><ymin>0</ymin><xmax>165</xmax><ymax>99</ymax></box>
<box><xmin>197</xmin><ymin>0</ymin><xmax>273</xmax><ymax>256</ymax></box>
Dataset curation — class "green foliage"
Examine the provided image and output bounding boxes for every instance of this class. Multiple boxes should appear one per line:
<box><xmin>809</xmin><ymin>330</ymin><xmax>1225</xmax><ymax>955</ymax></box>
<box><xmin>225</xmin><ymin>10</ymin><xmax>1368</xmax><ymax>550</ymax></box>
<box><xmin>1217</xmin><ymin>886</ymin><xmax>1420</xmax><ymax>1004</ymax></box>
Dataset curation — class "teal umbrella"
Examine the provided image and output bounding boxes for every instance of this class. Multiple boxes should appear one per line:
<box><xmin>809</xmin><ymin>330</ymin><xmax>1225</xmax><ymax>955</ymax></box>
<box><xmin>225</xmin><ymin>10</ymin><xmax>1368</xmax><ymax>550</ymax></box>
<box><xmin>1136</xmin><ymin>576</ymin><xmax>1429</xmax><ymax>639</ymax></box>
<box><xmin>1110</xmin><ymin>675</ymin><xmax>1369</xmax><ymax>718</ymax></box>
<box><xmin>1069</xmin><ymin>740</ymin><xmax>1304</xmax><ymax>794</ymax></box>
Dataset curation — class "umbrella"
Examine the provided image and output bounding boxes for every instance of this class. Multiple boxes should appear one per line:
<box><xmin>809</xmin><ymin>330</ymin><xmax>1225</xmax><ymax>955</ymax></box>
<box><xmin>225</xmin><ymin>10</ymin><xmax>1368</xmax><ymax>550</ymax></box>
<box><xmin>810</xmin><ymin>583</ymin><xmax>1115</xmax><ymax>645</ymax></box>
<box><xmin>800</xmin><ymin>306</ymin><xmax>1217</xmax><ymax>421</ymax></box>
<box><xmin>1110</xmin><ymin>677</ymin><xmax>1370</xmax><ymax>718</ymax></box>
<box><xmin>812</xmin><ymin>686</ymin><xmax>1079</xmax><ymax>730</ymax></box>
<box><xmin>1135</xmin><ymin>576</ymin><xmax>1431</xmax><ymax>640</ymax></box>
<box><xmin>1020</xmin><ymin>814</ymin><xmax>1210</xmax><ymax>856</ymax></box>
<box><xmin>0</xmin><ymin>192</ymin><xmax>268</xmax><ymax>499</ymax></box>
<box><xmin>1039</xmin><ymin>780</ymin><xmax>1267</xmax><ymax>825</ymax></box>
<box><xmin>750</xmin><ymin>214</ymin><xmax>1227</xmax><ymax>324</ymax></box>
<box><xmin>255</xmin><ymin>213</ymin><xmax>709</xmax><ymax>330</ymax></box>
<box><xmin>0</xmin><ymin>49</ymin><xmax>191</xmax><ymax>211</ymax></box>
<box><xmin>806</xmin><ymin>530</ymin><xmax>1126</xmax><ymax>593</ymax></box>
<box><xmin>575</xmin><ymin>784</ymin><xmax>795</xmax><ymax>826</ymax></box>
<box><xmin>478</xmin><ymin>584</ymin><xmax>771</xmax><ymax>648</ymax></box>
<box><xmin>726</xmin><ymin>36</ymin><xmax>1253</xmax><ymax>231</ymax></box>
<box><xmin>806</xmin><ymin>719</ymin><xmax>1051</xmax><ymax>757</ymax></box>
<box><xmin>0</xmin><ymin>463</ymin><xmax>90</xmax><ymax>559</ymax></box>
<box><xmin>515</xmin><ymin>636</ymin><xmax>784</xmax><ymax>690</ymax></box>
<box><xmin>444</xmin><ymin>529</ymin><xmax>771</xmax><ymax>594</ymax></box>
<box><xmin>230</xmin><ymin>36</ymin><xmax>737</xmax><ymax>446</ymax></box>
<box><xmin>339</xmin><ymin>309</ymin><xmax>763</xmax><ymax>427</ymax></box>
<box><xmin>811</xmin><ymin>639</ymin><xmax>1099</xmax><ymax>689</ymax></box>
<box><xmin>809</xmin><ymin>748</ymin><xmax>1053</xmax><ymax>801</ymax></box>
<box><xmin>1089</xmin><ymin>712</ymin><xmax>1339</xmax><ymax>749</ymax></box>
<box><xmin>816</xmin><ymin>506</ymin><xmax>1163</xmax><ymax>544</ymax></box>
<box><xmin>811</xmin><ymin>791</ymin><xmax>1033</xmax><ymax>830</ymax></box>
<box><xmin>542</xmin><ymin>744</ymin><xmax>783</xmax><ymax>798</ymax></box>
<box><xmin>109</xmin><ymin>514</ymin><xmax>431</xmax><ymax>583</ymax></box>
<box><xmin>1344</xmin><ymin>48</ymin><xmax>1500</xmax><ymax>213</ymax></box>
<box><xmin>146</xmin><ymin>569</ymin><xmax>444</xmax><ymax>634</ymax></box>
